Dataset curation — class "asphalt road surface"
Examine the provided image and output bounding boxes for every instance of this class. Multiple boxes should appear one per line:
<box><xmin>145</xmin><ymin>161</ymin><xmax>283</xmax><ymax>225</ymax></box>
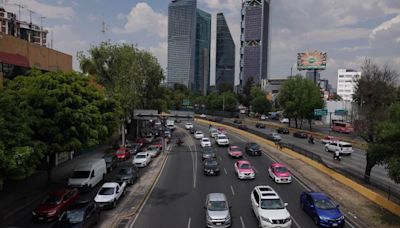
<box><xmin>132</xmin><ymin>123</ymin><xmax>356</xmax><ymax>228</ymax></box>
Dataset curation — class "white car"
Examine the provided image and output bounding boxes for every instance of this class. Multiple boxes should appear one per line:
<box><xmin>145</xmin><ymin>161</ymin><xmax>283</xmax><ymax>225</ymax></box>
<box><xmin>200</xmin><ymin>137</ymin><xmax>211</xmax><ymax>147</ymax></box>
<box><xmin>133</xmin><ymin>152</ymin><xmax>151</xmax><ymax>167</ymax></box>
<box><xmin>209</xmin><ymin>128</ymin><xmax>218</xmax><ymax>138</ymax></box>
<box><xmin>185</xmin><ymin>122</ymin><xmax>194</xmax><ymax>130</ymax></box>
<box><xmin>251</xmin><ymin>186</ymin><xmax>292</xmax><ymax>228</ymax></box>
<box><xmin>325</xmin><ymin>141</ymin><xmax>353</xmax><ymax>155</ymax></box>
<box><xmin>194</xmin><ymin>131</ymin><xmax>204</xmax><ymax>139</ymax></box>
<box><xmin>94</xmin><ymin>182</ymin><xmax>126</xmax><ymax>208</ymax></box>
<box><xmin>200</xmin><ymin>114</ymin><xmax>206</xmax><ymax>118</ymax></box>
<box><xmin>146</xmin><ymin>145</ymin><xmax>161</xmax><ymax>158</ymax></box>
<box><xmin>280</xmin><ymin>118</ymin><xmax>289</xmax><ymax>124</ymax></box>
<box><xmin>216</xmin><ymin>134</ymin><xmax>229</xmax><ymax>146</ymax></box>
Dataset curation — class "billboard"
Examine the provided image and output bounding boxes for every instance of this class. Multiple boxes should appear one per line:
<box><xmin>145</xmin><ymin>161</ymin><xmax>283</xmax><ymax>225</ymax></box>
<box><xmin>297</xmin><ymin>51</ymin><xmax>327</xmax><ymax>70</ymax></box>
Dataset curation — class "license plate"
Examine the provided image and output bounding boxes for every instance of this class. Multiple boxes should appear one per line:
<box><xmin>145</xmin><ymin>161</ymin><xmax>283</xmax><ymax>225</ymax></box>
<box><xmin>210</xmin><ymin>171</ymin><xmax>214</xmax><ymax>174</ymax></box>
<box><xmin>216</xmin><ymin>222</ymin><xmax>222</xmax><ymax>225</ymax></box>
<box><xmin>332</xmin><ymin>223</ymin><xmax>338</xmax><ymax>226</ymax></box>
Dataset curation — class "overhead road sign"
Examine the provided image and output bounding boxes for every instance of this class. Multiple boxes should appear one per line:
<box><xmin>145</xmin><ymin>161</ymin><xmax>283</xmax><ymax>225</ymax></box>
<box><xmin>314</xmin><ymin>109</ymin><xmax>328</xmax><ymax>116</ymax></box>
<box><xmin>335</xmin><ymin>109</ymin><xmax>348</xmax><ymax>116</ymax></box>
<box><xmin>133</xmin><ymin>109</ymin><xmax>158</xmax><ymax>120</ymax></box>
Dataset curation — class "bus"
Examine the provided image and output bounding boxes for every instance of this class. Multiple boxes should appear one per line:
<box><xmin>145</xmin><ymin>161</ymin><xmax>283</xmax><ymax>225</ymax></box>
<box><xmin>331</xmin><ymin>121</ymin><xmax>354</xmax><ymax>134</ymax></box>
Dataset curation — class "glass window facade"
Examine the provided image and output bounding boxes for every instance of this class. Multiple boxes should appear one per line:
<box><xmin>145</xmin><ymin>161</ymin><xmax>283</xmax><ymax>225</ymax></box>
<box><xmin>194</xmin><ymin>9</ymin><xmax>211</xmax><ymax>95</ymax></box>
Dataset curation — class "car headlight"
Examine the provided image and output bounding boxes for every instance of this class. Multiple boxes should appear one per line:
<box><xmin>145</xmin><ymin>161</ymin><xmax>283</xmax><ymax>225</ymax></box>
<box><xmin>226</xmin><ymin>214</ymin><xmax>231</xmax><ymax>221</ymax></box>
<box><xmin>207</xmin><ymin>214</ymin><xmax>212</xmax><ymax>221</ymax></box>
<box><xmin>32</xmin><ymin>211</ymin><xmax>36</xmax><ymax>216</ymax></box>
<box><xmin>284</xmin><ymin>217</ymin><xmax>291</xmax><ymax>223</ymax></box>
<box><xmin>261</xmin><ymin>216</ymin><xmax>272</xmax><ymax>223</ymax></box>
<box><xmin>339</xmin><ymin>215</ymin><xmax>345</xmax><ymax>220</ymax></box>
<box><xmin>319</xmin><ymin>216</ymin><xmax>330</xmax><ymax>221</ymax></box>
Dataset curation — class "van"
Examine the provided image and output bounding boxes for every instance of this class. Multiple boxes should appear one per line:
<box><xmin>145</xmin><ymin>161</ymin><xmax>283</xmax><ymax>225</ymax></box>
<box><xmin>325</xmin><ymin>141</ymin><xmax>353</xmax><ymax>155</ymax></box>
<box><xmin>68</xmin><ymin>159</ymin><xmax>107</xmax><ymax>189</ymax></box>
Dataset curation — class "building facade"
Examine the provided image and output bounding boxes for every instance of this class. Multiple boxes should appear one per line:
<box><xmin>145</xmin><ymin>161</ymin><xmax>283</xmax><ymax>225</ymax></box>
<box><xmin>306</xmin><ymin>70</ymin><xmax>321</xmax><ymax>84</ymax></box>
<box><xmin>0</xmin><ymin>7</ymin><xmax>48</xmax><ymax>46</ymax></box>
<box><xmin>167</xmin><ymin>0</ymin><xmax>197</xmax><ymax>89</ymax></box>
<box><xmin>215</xmin><ymin>13</ymin><xmax>235</xmax><ymax>93</ymax></box>
<box><xmin>337</xmin><ymin>69</ymin><xmax>361</xmax><ymax>102</ymax></box>
<box><xmin>240</xmin><ymin>0</ymin><xmax>270</xmax><ymax>91</ymax></box>
<box><xmin>194</xmin><ymin>9</ymin><xmax>211</xmax><ymax>95</ymax></box>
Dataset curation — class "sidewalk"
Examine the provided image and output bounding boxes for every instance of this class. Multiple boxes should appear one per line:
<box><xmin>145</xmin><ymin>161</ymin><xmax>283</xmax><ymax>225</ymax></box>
<box><xmin>0</xmin><ymin>144</ymin><xmax>110</xmax><ymax>225</ymax></box>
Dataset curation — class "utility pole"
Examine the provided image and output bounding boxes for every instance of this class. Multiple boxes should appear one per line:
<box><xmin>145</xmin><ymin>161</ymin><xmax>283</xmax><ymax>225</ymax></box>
<box><xmin>222</xmin><ymin>93</ymin><xmax>225</xmax><ymax>112</ymax></box>
<box><xmin>40</xmin><ymin>16</ymin><xmax>46</xmax><ymax>29</ymax></box>
<box><xmin>27</xmin><ymin>9</ymin><xmax>35</xmax><ymax>24</ymax></box>
<box><xmin>14</xmin><ymin>3</ymin><xmax>25</xmax><ymax>21</ymax></box>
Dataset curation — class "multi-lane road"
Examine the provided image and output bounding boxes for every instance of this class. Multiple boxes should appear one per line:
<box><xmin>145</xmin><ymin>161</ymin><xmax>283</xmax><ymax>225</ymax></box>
<box><xmin>132</xmin><ymin>122</ymin><xmax>356</xmax><ymax>228</ymax></box>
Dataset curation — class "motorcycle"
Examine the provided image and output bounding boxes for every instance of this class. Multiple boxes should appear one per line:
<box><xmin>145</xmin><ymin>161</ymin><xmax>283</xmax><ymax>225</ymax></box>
<box><xmin>333</xmin><ymin>152</ymin><xmax>341</xmax><ymax>161</ymax></box>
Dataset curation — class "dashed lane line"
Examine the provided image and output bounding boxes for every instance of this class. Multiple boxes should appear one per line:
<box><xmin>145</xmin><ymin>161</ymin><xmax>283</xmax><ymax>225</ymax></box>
<box><xmin>240</xmin><ymin>216</ymin><xmax>246</xmax><ymax>228</ymax></box>
<box><xmin>187</xmin><ymin>217</ymin><xmax>191</xmax><ymax>228</ymax></box>
<box><xmin>224</xmin><ymin>167</ymin><xmax>227</xmax><ymax>175</ymax></box>
<box><xmin>230</xmin><ymin>185</ymin><xmax>235</xmax><ymax>196</ymax></box>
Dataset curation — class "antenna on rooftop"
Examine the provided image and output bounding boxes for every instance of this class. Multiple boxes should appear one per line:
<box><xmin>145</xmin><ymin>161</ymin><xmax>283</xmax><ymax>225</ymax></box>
<box><xmin>27</xmin><ymin>8</ymin><xmax>35</xmax><ymax>24</ymax></box>
<box><xmin>14</xmin><ymin>3</ymin><xmax>25</xmax><ymax>20</ymax></box>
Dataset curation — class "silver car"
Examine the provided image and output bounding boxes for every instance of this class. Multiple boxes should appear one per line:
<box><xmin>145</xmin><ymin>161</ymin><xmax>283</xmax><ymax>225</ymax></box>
<box><xmin>205</xmin><ymin>193</ymin><xmax>231</xmax><ymax>227</ymax></box>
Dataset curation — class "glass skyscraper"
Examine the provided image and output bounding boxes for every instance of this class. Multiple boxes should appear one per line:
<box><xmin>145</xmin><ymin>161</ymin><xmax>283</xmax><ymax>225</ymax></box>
<box><xmin>194</xmin><ymin>9</ymin><xmax>211</xmax><ymax>95</ymax></box>
<box><xmin>215</xmin><ymin>13</ymin><xmax>235</xmax><ymax>93</ymax></box>
<box><xmin>240</xmin><ymin>0</ymin><xmax>270</xmax><ymax>90</ymax></box>
<box><xmin>167</xmin><ymin>0</ymin><xmax>197</xmax><ymax>88</ymax></box>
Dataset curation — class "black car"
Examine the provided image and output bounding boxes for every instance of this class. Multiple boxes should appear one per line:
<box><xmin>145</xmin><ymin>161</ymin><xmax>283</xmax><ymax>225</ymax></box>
<box><xmin>233</xmin><ymin>119</ymin><xmax>242</xmax><ymax>124</ymax></box>
<box><xmin>53</xmin><ymin>201</ymin><xmax>100</xmax><ymax>228</ymax></box>
<box><xmin>238</xmin><ymin>124</ymin><xmax>248</xmax><ymax>130</ymax></box>
<box><xmin>202</xmin><ymin>147</ymin><xmax>217</xmax><ymax>160</ymax></box>
<box><xmin>245</xmin><ymin>142</ymin><xmax>262</xmax><ymax>156</ymax></box>
<box><xmin>116</xmin><ymin>165</ymin><xmax>139</xmax><ymax>185</ymax></box>
<box><xmin>103</xmin><ymin>154</ymin><xmax>118</xmax><ymax>172</ymax></box>
<box><xmin>127</xmin><ymin>143</ymin><xmax>141</xmax><ymax>155</ymax></box>
<box><xmin>276</xmin><ymin>128</ymin><xmax>289</xmax><ymax>134</ymax></box>
<box><xmin>189</xmin><ymin>128</ymin><xmax>196</xmax><ymax>134</ymax></box>
<box><xmin>293</xmin><ymin>131</ymin><xmax>308</xmax><ymax>138</ymax></box>
<box><xmin>255</xmin><ymin>122</ymin><xmax>266</xmax><ymax>128</ymax></box>
<box><xmin>203</xmin><ymin>158</ymin><xmax>220</xmax><ymax>175</ymax></box>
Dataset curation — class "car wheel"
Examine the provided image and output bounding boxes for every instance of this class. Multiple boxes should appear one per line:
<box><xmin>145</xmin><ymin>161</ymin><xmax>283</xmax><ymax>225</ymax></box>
<box><xmin>313</xmin><ymin>216</ymin><xmax>319</xmax><ymax>225</ymax></box>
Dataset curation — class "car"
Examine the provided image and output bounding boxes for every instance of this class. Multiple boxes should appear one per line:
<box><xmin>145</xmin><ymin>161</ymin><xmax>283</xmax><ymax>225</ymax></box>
<box><xmin>202</xmin><ymin>147</ymin><xmax>216</xmax><ymax>160</ymax></box>
<box><xmin>127</xmin><ymin>143</ymin><xmax>141</xmax><ymax>155</ymax></box>
<box><xmin>233</xmin><ymin>119</ymin><xmax>242</xmax><ymax>124</ymax></box>
<box><xmin>144</xmin><ymin>134</ymin><xmax>155</xmax><ymax>144</ymax></box>
<box><xmin>53</xmin><ymin>201</ymin><xmax>100</xmax><ymax>228</ymax></box>
<box><xmin>194</xmin><ymin>130</ymin><xmax>204</xmax><ymax>139</ymax></box>
<box><xmin>277</xmin><ymin>128</ymin><xmax>289</xmax><ymax>134</ymax></box>
<box><xmin>185</xmin><ymin>122</ymin><xmax>194</xmax><ymax>130</ymax></box>
<box><xmin>146</xmin><ymin>145</ymin><xmax>161</xmax><ymax>158</ymax></box>
<box><xmin>68</xmin><ymin>159</ymin><xmax>107</xmax><ymax>189</ymax></box>
<box><xmin>164</xmin><ymin>130</ymin><xmax>171</xmax><ymax>138</ymax></box>
<box><xmin>227</xmin><ymin>145</ymin><xmax>243</xmax><ymax>158</ymax></box>
<box><xmin>151</xmin><ymin>138</ymin><xmax>163</xmax><ymax>150</ymax></box>
<box><xmin>260</xmin><ymin>114</ymin><xmax>268</xmax><ymax>120</ymax></box>
<box><xmin>200</xmin><ymin>114</ymin><xmax>207</xmax><ymax>118</ymax></box>
<box><xmin>94</xmin><ymin>182</ymin><xmax>126</xmax><ymax>209</ymax></box>
<box><xmin>133</xmin><ymin>138</ymin><xmax>147</xmax><ymax>147</ymax></box>
<box><xmin>200</xmin><ymin>137</ymin><xmax>212</xmax><ymax>148</ymax></box>
<box><xmin>234</xmin><ymin>160</ymin><xmax>255</xmax><ymax>179</ymax></box>
<box><xmin>32</xmin><ymin>188</ymin><xmax>80</xmax><ymax>222</ymax></box>
<box><xmin>175</xmin><ymin>119</ymin><xmax>182</xmax><ymax>123</ymax></box>
<box><xmin>271</xmin><ymin>133</ymin><xmax>281</xmax><ymax>141</ymax></box>
<box><xmin>251</xmin><ymin>186</ymin><xmax>292</xmax><ymax>228</ymax></box>
<box><xmin>217</xmin><ymin>127</ymin><xmax>226</xmax><ymax>134</ymax></box>
<box><xmin>203</xmin><ymin>158</ymin><xmax>220</xmax><ymax>175</ymax></box>
<box><xmin>245</xmin><ymin>142</ymin><xmax>262</xmax><ymax>156</ymax></box>
<box><xmin>133</xmin><ymin>152</ymin><xmax>151</xmax><ymax>167</ymax></box>
<box><xmin>190</xmin><ymin>128</ymin><xmax>196</xmax><ymax>134</ymax></box>
<box><xmin>238</xmin><ymin>124</ymin><xmax>248</xmax><ymax>130</ymax></box>
<box><xmin>300</xmin><ymin>192</ymin><xmax>345</xmax><ymax>227</ymax></box>
<box><xmin>255</xmin><ymin>122</ymin><xmax>266</xmax><ymax>128</ymax></box>
<box><xmin>116</xmin><ymin>147</ymin><xmax>130</xmax><ymax>160</ymax></box>
<box><xmin>268</xmin><ymin>163</ymin><xmax>292</xmax><ymax>183</ymax></box>
<box><xmin>103</xmin><ymin>153</ymin><xmax>118</xmax><ymax>172</ymax></box>
<box><xmin>116</xmin><ymin>165</ymin><xmax>139</xmax><ymax>185</ymax></box>
<box><xmin>325</xmin><ymin>141</ymin><xmax>353</xmax><ymax>155</ymax></box>
<box><xmin>215</xmin><ymin>134</ymin><xmax>230</xmax><ymax>146</ymax></box>
<box><xmin>205</xmin><ymin>193</ymin><xmax>231</xmax><ymax>227</ymax></box>
<box><xmin>321</xmin><ymin>136</ymin><xmax>338</xmax><ymax>144</ymax></box>
<box><xmin>210</xmin><ymin>128</ymin><xmax>219</xmax><ymax>138</ymax></box>
<box><xmin>293</xmin><ymin>131</ymin><xmax>308</xmax><ymax>138</ymax></box>
<box><xmin>280</xmin><ymin>118</ymin><xmax>289</xmax><ymax>124</ymax></box>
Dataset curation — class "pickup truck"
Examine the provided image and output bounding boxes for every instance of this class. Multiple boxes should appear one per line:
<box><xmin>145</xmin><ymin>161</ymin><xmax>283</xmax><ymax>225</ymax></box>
<box><xmin>94</xmin><ymin>182</ymin><xmax>126</xmax><ymax>209</ymax></box>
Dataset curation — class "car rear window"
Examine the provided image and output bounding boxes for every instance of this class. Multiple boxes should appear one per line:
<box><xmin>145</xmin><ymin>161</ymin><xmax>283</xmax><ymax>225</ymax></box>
<box><xmin>342</xmin><ymin>144</ymin><xmax>352</xmax><ymax>148</ymax></box>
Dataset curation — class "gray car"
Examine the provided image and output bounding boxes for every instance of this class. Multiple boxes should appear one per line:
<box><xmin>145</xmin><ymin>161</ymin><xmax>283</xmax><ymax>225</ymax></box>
<box><xmin>116</xmin><ymin>165</ymin><xmax>139</xmax><ymax>185</ymax></box>
<box><xmin>202</xmin><ymin>147</ymin><xmax>216</xmax><ymax>160</ymax></box>
<box><xmin>205</xmin><ymin>193</ymin><xmax>231</xmax><ymax>227</ymax></box>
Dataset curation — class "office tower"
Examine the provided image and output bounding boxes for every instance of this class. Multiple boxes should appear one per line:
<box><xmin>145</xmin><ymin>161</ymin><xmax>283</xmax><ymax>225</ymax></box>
<box><xmin>215</xmin><ymin>13</ymin><xmax>235</xmax><ymax>93</ymax></box>
<box><xmin>240</xmin><ymin>0</ymin><xmax>270</xmax><ymax>90</ymax></box>
<box><xmin>306</xmin><ymin>70</ymin><xmax>321</xmax><ymax>84</ymax></box>
<box><xmin>337</xmin><ymin>69</ymin><xmax>361</xmax><ymax>102</ymax></box>
<box><xmin>194</xmin><ymin>9</ymin><xmax>211</xmax><ymax>95</ymax></box>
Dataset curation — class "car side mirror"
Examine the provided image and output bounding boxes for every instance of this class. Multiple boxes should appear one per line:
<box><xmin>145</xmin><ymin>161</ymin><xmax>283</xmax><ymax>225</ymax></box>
<box><xmin>284</xmin><ymin>203</ymin><xmax>288</xmax><ymax>207</ymax></box>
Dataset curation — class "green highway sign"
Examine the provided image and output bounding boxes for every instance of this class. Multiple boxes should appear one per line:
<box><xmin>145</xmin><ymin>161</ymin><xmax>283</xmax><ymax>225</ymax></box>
<box><xmin>335</xmin><ymin>109</ymin><xmax>348</xmax><ymax>116</ymax></box>
<box><xmin>314</xmin><ymin>109</ymin><xmax>328</xmax><ymax>116</ymax></box>
<box><xmin>182</xmin><ymin>99</ymin><xmax>191</xmax><ymax>106</ymax></box>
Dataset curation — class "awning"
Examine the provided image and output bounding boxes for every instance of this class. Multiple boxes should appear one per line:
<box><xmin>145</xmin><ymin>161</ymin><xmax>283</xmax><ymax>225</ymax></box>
<box><xmin>0</xmin><ymin>52</ymin><xmax>30</xmax><ymax>68</ymax></box>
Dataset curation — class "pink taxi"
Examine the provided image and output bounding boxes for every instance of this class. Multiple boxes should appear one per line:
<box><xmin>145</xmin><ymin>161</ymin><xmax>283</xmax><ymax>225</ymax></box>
<box><xmin>227</xmin><ymin>146</ymin><xmax>243</xmax><ymax>158</ymax></box>
<box><xmin>234</xmin><ymin>160</ymin><xmax>255</xmax><ymax>179</ymax></box>
<box><xmin>268</xmin><ymin>163</ymin><xmax>292</xmax><ymax>183</ymax></box>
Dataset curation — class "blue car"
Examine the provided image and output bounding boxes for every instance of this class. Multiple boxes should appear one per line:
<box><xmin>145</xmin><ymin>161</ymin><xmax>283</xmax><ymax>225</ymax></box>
<box><xmin>300</xmin><ymin>192</ymin><xmax>345</xmax><ymax>227</ymax></box>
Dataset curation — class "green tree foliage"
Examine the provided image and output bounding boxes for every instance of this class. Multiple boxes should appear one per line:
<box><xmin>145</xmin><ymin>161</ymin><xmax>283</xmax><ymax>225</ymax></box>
<box><xmin>221</xmin><ymin>92</ymin><xmax>238</xmax><ymax>112</ymax></box>
<box><xmin>278</xmin><ymin>75</ymin><xmax>324</xmax><ymax>128</ymax></box>
<box><xmin>251</xmin><ymin>96</ymin><xmax>272</xmax><ymax>115</ymax></box>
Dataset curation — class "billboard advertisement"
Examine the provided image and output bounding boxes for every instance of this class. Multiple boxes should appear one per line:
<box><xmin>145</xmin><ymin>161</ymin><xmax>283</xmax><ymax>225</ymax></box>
<box><xmin>297</xmin><ymin>51</ymin><xmax>327</xmax><ymax>70</ymax></box>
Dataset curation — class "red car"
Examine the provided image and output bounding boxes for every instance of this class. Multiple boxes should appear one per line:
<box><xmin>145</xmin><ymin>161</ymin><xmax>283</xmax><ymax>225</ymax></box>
<box><xmin>321</xmin><ymin>136</ymin><xmax>338</xmax><ymax>144</ymax></box>
<box><xmin>268</xmin><ymin>163</ymin><xmax>292</xmax><ymax>183</ymax></box>
<box><xmin>32</xmin><ymin>188</ymin><xmax>80</xmax><ymax>222</ymax></box>
<box><xmin>116</xmin><ymin>147</ymin><xmax>130</xmax><ymax>160</ymax></box>
<box><xmin>152</xmin><ymin>137</ymin><xmax>163</xmax><ymax>150</ymax></box>
<box><xmin>133</xmin><ymin>138</ymin><xmax>146</xmax><ymax>147</ymax></box>
<box><xmin>227</xmin><ymin>146</ymin><xmax>243</xmax><ymax>158</ymax></box>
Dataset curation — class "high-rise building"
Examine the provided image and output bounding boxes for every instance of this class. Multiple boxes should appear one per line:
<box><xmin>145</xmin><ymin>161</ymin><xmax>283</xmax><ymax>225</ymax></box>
<box><xmin>337</xmin><ymin>69</ymin><xmax>361</xmax><ymax>102</ymax></box>
<box><xmin>306</xmin><ymin>70</ymin><xmax>321</xmax><ymax>84</ymax></box>
<box><xmin>194</xmin><ymin>9</ymin><xmax>211</xmax><ymax>95</ymax></box>
<box><xmin>215</xmin><ymin>13</ymin><xmax>235</xmax><ymax>93</ymax></box>
<box><xmin>240</xmin><ymin>0</ymin><xmax>271</xmax><ymax>91</ymax></box>
<box><xmin>167</xmin><ymin>0</ymin><xmax>197</xmax><ymax>89</ymax></box>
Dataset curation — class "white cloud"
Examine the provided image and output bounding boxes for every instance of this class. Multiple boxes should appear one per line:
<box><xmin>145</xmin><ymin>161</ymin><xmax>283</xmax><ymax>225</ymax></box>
<box><xmin>113</xmin><ymin>2</ymin><xmax>167</xmax><ymax>38</ymax></box>
<box><xmin>87</xmin><ymin>14</ymin><xmax>98</xmax><ymax>22</ymax></box>
<box><xmin>370</xmin><ymin>14</ymin><xmax>400</xmax><ymax>40</ymax></box>
<box><xmin>7</xmin><ymin>0</ymin><xmax>74</xmax><ymax>20</ymax></box>
<box><xmin>201</xmin><ymin>0</ymin><xmax>240</xmax><ymax>14</ymax></box>
<box><xmin>148</xmin><ymin>42</ymin><xmax>167</xmax><ymax>70</ymax></box>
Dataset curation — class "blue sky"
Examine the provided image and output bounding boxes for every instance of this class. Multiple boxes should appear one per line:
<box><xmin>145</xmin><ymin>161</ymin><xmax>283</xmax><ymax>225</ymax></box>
<box><xmin>2</xmin><ymin>0</ymin><xmax>400</xmax><ymax>88</ymax></box>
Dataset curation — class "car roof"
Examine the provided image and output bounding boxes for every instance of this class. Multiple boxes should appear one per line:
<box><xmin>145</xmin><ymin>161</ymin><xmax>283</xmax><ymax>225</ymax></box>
<box><xmin>271</xmin><ymin>163</ymin><xmax>286</xmax><ymax>168</ymax></box>
<box><xmin>136</xmin><ymin>152</ymin><xmax>148</xmax><ymax>156</ymax></box>
<box><xmin>237</xmin><ymin>160</ymin><xmax>251</xmax><ymax>165</ymax></box>
<box><xmin>230</xmin><ymin>146</ymin><xmax>239</xmax><ymax>149</ymax></box>
<box><xmin>255</xmin><ymin>186</ymin><xmax>280</xmax><ymax>199</ymax></box>
<box><xmin>202</xmin><ymin>137</ymin><xmax>210</xmax><ymax>140</ymax></box>
<box><xmin>101</xmin><ymin>182</ymin><xmax>118</xmax><ymax>188</ymax></box>
<box><xmin>208</xmin><ymin>193</ymin><xmax>227</xmax><ymax>201</ymax></box>
<box><xmin>307</xmin><ymin>192</ymin><xmax>330</xmax><ymax>200</ymax></box>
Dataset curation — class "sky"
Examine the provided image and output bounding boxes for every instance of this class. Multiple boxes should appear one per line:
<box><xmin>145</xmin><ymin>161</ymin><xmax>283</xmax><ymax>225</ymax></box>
<box><xmin>1</xmin><ymin>0</ymin><xmax>400</xmax><ymax>89</ymax></box>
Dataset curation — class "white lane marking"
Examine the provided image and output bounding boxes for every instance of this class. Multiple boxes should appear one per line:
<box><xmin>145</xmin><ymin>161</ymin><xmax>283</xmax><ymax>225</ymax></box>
<box><xmin>187</xmin><ymin>142</ymin><xmax>197</xmax><ymax>189</ymax></box>
<box><xmin>187</xmin><ymin>217</ymin><xmax>191</xmax><ymax>228</ymax></box>
<box><xmin>292</xmin><ymin>216</ymin><xmax>301</xmax><ymax>228</ymax></box>
<box><xmin>219</xmin><ymin>156</ymin><xmax>222</xmax><ymax>161</ymax></box>
<box><xmin>240</xmin><ymin>216</ymin><xmax>246</xmax><ymax>228</ymax></box>
<box><xmin>230</xmin><ymin>185</ymin><xmax>235</xmax><ymax>196</ymax></box>
<box><xmin>345</xmin><ymin>220</ymin><xmax>356</xmax><ymax>228</ymax></box>
<box><xmin>224</xmin><ymin>167</ymin><xmax>227</xmax><ymax>175</ymax></box>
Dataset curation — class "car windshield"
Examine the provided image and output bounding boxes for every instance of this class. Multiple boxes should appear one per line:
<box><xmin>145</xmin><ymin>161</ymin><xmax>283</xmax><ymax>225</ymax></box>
<box><xmin>261</xmin><ymin>199</ymin><xmax>285</xmax><ymax>209</ymax></box>
<box><xmin>98</xmin><ymin>187</ymin><xmax>114</xmax><ymax>195</ymax></box>
<box><xmin>118</xmin><ymin>168</ymin><xmax>132</xmax><ymax>175</ymax></box>
<box><xmin>148</xmin><ymin>146</ymin><xmax>158</xmax><ymax>150</ymax></box>
<box><xmin>103</xmin><ymin>156</ymin><xmax>113</xmax><ymax>162</ymax></box>
<box><xmin>314</xmin><ymin>199</ymin><xmax>337</xmax><ymax>210</ymax></box>
<box><xmin>239</xmin><ymin>163</ymin><xmax>251</xmax><ymax>169</ymax></box>
<box><xmin>116</xmin><ymin>150</ymin><xmax>125</xmax><ymax>155</ymax></box>
<box><xmin>202</xmin><ymin>139</ymin><xmax>210</xmax><ymax>142</ymax></box>
<box><xmin>43</xmin><ymin>195</ymin><xmax>62</xmax><ymax>205</ymax></box>
<box><xmin>71</xmin><ymin>171</ymin><xmax>90</xmax><ymax>178</ymax></box>
<box><xmin>275</xmin><ymin>167</ymin><xmax>288</xmax><ymax>173</ymax></box>
<box><xmin>208</xmin><ymin>200</ymin><xmax>227</xmax><ymax>211</ymax></box>
<box><xmin>218</xmin><ymin>136</ymin><xmax>227</xmax><ymax>140</ymax></box>
<box><xmin>62</xmin><ymin>209</ymin><xmax>84</xmax><ymax>223</ymax></box>
<box><xmin>136</xmin><ymin>154</ymin><xmax>146</xmax><ymax>159</ymax></box>
<box><xmin>203</xmin><ymin>147</ymin><xmax>213</xmax><ymax>153</ymax></box>
<box><xmin>205</xmin><ymin>160</ymin><xmax>218</xmax><ymax>166</ymax></box>
<box><xmin>250</xmin><ymin>143</ymin><xmax>259</xmax><ymax>149</ymax></box>
<box><xmin>342</xmin><ymin>144</ymin><xmax>352</xmax><ymax>148</ymax></box>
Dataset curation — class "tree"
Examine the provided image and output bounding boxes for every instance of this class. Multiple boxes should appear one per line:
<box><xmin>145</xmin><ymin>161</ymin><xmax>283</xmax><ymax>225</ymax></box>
<box><xmin>218</xmin><ymin>83</ymin><xmax>233</xmax><ymax>93</ymax></box>
<box><xmin>6</xmin><ymin>71</ymin><xmax>122</xmax><ymax>183</ymax></box>
<box><xmin>251</xmin><ymin>96</ymin><xmax>272</xmax><ymax>114</ymax></box>
<box><xmin>353</xmin><ymin>59</ymin><xmax>399</xmax><ymax>182</ymax></box>
<box><xmin>221</xmin><ymin>92</ymin><xmax>238</xmax><ymax>112</ymax></box>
